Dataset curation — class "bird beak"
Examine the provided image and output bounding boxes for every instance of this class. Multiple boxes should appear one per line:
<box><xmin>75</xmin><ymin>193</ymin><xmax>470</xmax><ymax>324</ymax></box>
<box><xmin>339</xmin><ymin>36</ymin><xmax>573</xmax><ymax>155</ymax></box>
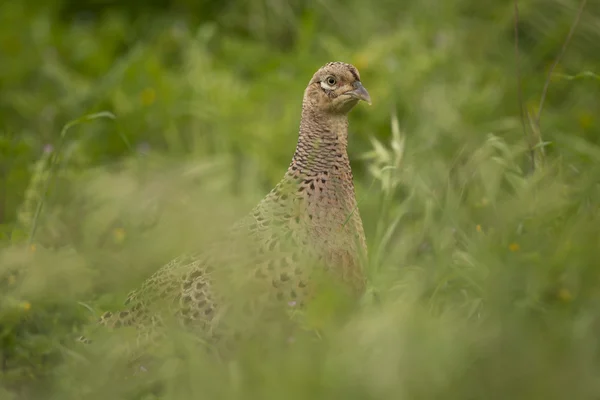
<box><xmin>347</xmin><ymin>81</ymin><xmax>372</xmax><ymax>105</ymax></box>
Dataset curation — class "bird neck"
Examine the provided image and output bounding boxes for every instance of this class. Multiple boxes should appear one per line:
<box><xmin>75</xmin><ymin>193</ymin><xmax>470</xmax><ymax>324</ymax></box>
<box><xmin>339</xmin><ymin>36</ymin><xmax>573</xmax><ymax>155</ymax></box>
<box><xmin>289</xmin><ymin>108</ymin><xmax>351</xmax><ymax>175</ymax></box>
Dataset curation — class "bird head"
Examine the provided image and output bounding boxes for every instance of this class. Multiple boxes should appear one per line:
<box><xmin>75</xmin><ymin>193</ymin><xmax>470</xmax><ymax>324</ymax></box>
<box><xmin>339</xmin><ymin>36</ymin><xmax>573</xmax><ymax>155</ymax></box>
<box><xmin>305</xmin><ymin>62</ymin><xmax>371</xmax><ymax>115</ymax></box>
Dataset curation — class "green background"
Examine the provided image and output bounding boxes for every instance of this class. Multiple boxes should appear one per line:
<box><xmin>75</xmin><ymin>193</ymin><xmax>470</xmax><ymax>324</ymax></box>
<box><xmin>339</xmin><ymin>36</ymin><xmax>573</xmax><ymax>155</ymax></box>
<box><xmin>1</xmin><ymin>0</ymin><xmax>599</xmax><ymax>398</ymax></box>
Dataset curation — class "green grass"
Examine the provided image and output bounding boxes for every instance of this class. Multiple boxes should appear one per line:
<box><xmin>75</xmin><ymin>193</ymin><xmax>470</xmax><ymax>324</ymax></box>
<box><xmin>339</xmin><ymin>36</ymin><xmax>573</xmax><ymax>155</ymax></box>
<box><xmin>1</xmin><ymin>0</ymin><xmax>600</xmax><ymax>398</ymax></box>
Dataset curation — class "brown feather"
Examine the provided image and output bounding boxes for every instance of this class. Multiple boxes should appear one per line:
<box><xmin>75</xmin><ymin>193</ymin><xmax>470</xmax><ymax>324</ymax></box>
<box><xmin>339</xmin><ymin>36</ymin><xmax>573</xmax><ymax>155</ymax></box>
<box><xmin>79</xmin><ymin>61</ymin><xmax>371</xmax><ymax>356</ymax></box>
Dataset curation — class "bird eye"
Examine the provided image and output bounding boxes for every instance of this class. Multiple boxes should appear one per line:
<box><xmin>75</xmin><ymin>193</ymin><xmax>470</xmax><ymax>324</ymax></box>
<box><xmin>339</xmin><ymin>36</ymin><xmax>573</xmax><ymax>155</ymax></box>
<box><xmin>326</xmin><ymin>76</ymin><xmax>337</xmax><ymax>86</ymax></box>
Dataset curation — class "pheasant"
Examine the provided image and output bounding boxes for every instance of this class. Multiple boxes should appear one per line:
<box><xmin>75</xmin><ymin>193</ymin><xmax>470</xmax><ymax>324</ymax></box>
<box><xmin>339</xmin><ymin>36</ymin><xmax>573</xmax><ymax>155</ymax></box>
<box><xmin>80</xmin><ymin>62</ymin><xmax>371</xmax><ymax>351</ymax></box>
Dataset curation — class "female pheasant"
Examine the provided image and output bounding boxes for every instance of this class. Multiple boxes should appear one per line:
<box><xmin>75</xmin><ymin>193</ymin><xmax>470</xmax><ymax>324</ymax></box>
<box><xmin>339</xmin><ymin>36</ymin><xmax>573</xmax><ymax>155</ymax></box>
<box><xmin>81</xmin><ymin>62</ymin><xmax>371</xmax><ymax>349</ymax></box>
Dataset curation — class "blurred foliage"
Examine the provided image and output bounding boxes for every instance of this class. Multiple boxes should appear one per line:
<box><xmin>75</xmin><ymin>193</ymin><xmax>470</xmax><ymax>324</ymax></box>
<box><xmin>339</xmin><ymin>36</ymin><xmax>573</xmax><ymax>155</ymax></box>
<box><xmin>1</xmin><ymin>0</ymin><xmax>600</xmax><ymax>398</ymax></box>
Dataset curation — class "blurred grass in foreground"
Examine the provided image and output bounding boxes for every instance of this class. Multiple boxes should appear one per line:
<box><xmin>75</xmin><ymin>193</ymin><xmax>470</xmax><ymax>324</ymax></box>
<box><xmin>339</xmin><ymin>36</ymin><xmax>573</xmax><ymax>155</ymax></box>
<box><xmin>1</xmin><ymin>0</ymin><xmax>600</xmax><ymax>398</ymax></box>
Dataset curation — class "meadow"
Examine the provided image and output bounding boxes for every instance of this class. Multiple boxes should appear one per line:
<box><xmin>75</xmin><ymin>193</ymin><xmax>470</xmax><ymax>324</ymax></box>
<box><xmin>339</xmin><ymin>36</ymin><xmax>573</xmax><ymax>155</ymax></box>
<box><xmin>1</xmin><ymin>0</ymin><xmax>600</xmax><ymax>398</ymax></box>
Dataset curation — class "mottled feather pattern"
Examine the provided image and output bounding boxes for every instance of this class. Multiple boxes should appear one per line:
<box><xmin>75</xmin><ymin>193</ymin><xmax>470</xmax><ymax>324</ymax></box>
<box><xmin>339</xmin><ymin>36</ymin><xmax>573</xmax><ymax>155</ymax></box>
<box><xmin>79</xmin><ymin>62</ymin><xmax>370</xmax><ymax>354</ymax></box>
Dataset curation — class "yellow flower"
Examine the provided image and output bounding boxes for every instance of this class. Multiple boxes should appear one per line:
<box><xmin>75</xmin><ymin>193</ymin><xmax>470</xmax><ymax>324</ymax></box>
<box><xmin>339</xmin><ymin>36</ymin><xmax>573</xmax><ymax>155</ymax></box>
<box><xmin>578</xmin><ymin>111</ymin><xmax>594</xmax><ymax>130</ymax></box>
<box><xmin>113</xmin><ymin>228</ymin><xmax>126</xmax><ymax>243</ymax></box>
<box><xmin>475</xmin><ymin>197</ymin><xmax>489</xmax><ymax>208</ymax></box>
<box><xmin>140</xmin><ymin>88</ymin><xmax>156</xmax><ymax>106</ymax></box>
<box><xmin>30</xmin><ymin>244</ymin><xmax>36</xmax><ymax>253</ymax></box>
<box><xmin>557</xmin><ymin>288</ymin><xmax>572</xmax><ymax>302</ymax></box>
<box><xmin>354</xmin><ymin>55</ymin><xmax>368</xmax><ymax>71</ymax></box>
<box><xmin>476</xmin><ymin>224</ymin><xmax>482</xmax><ymax>232</ymax></box>
<box><xmin>508</xmin><ymin>243</ymin><xmax>520</xmax><ymax>252</ymax></box>
<box><xmin>22</xmin><ymin>302</ymin><xmax>31</xmax><ymax>311</ymax></box>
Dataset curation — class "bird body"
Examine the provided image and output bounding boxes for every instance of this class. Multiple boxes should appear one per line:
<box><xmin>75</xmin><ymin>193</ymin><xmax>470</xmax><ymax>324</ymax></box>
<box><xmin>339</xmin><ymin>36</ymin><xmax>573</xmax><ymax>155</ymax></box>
<box><xmin>84</xmin><ymin>62</ymin><xmax>371</xmax><ymax>350</ymax></box>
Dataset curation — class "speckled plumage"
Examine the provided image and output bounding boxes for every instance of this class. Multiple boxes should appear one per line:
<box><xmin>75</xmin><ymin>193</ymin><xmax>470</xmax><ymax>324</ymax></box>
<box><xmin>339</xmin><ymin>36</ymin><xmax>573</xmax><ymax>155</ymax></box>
<box><xmin>80</xmin><ymin>62</ymin><xmax>371</xmax><ymax>351</ymax></box>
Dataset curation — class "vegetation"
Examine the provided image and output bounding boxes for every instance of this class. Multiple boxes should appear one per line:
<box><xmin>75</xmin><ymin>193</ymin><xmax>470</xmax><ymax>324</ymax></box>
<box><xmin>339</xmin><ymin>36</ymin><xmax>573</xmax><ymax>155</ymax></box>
<box><xmin>1</xmin><ymin>0</ymin><xmax>599</xmax><ymax>398</ymax></box>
